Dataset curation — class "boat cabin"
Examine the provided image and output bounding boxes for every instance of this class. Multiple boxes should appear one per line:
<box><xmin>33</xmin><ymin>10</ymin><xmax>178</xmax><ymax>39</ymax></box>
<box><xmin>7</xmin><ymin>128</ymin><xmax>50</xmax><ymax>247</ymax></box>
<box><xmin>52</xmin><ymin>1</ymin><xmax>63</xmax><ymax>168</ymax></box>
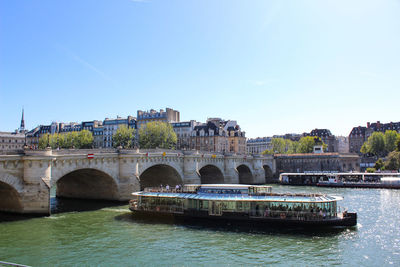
<box><xmin>131</xmin><ymin>184</ymin><xmax>342</xmax><ymax>221</ymax></box>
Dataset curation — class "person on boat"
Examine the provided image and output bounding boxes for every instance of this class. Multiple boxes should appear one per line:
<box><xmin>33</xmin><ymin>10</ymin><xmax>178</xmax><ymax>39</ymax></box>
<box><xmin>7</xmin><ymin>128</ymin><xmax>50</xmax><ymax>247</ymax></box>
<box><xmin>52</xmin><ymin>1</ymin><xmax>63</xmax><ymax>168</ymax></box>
<box><xmin>166</xmin><ymin>184</ymin><xmax>170</xmax><ymax>192</ymax></box>
<box><xmin>264</xmin><ymin>207</ymin><xmax>270</xmax><ymax>217</ymax></box>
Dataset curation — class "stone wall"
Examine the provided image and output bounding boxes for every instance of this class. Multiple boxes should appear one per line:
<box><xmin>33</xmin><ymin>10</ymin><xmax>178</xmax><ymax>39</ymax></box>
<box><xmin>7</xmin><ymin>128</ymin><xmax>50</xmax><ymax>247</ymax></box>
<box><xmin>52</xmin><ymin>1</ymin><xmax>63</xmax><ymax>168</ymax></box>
<box><xmin>275</xmin><ymin>153</ymin><xmax>360</xmax><ymax>174</ymax></box>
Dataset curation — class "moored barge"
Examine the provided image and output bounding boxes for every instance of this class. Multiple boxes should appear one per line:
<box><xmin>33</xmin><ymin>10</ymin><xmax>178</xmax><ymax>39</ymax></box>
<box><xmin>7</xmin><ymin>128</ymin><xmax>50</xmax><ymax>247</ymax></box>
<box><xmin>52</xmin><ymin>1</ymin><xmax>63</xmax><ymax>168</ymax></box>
<box><xmin>129</xmin><ymin>184</ymin><xmax>357</xmax><ymax>227</ymax></box>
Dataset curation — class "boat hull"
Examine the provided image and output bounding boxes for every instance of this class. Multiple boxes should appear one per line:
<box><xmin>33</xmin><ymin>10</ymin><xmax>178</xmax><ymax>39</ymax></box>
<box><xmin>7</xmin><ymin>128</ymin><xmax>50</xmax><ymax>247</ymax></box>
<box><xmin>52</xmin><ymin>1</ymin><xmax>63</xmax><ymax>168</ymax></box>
<box><xmin>129</xmin><ymin>208</ymin><xmax>357</xmax><ymax>227</ymax></box>
<box><xmin>317</xmin><ymin>182</ymin><xmax>400</xmax><ymax>189</ymax></box>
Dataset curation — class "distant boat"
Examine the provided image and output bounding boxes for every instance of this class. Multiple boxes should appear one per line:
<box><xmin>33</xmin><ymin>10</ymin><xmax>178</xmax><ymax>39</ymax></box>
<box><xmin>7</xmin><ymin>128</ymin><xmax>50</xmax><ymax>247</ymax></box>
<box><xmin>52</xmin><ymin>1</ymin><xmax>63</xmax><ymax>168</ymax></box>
<box><xmin>129</xmin><ymin>184</ymin><xmax>357</xmax><ymax>227</ymax></box>
<box><xmin>317</xmin><ymin>175</ymin><xmax>400</xmax><ymax>189</ymax></box>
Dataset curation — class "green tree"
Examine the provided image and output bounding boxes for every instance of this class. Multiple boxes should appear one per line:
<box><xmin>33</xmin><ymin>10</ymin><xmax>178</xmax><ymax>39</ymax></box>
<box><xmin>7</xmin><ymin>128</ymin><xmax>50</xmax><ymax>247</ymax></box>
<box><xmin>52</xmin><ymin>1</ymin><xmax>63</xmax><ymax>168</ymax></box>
<box><xmin>384</xmin><ymin>130</ymin><xmax>399</xmax><ymax>154</ymax></box>
<box><xmin>261</xmin><ymin>149</ymin><xmax>274</xmax><ymax>155</ymax></box>
<box><xmin>269</xmin><ymin>138</ymin><xmax>287</xmax><ymax>154</ymax></box>
<box><xmin>262</xmin><ymin>137</ymin><xmax>326</xmax><ymax>155</ymax></box>
<box><xmin>38</xmin><ymin>131</ymin><xmax>93</xmax><ymax>149</ymax></box>
<box><xmin>78</xmin><ymin>130</ymin><xmax>94</xmax><ymax>148</ymax></box>
<box><xmin>288</xmin><ymin>141</ymin><xmax>300</xmax><ymax>154</ymax></box>
<box><xmin>297</xmin><ymin>136</ymin><xmax>323</xmax><ymax>153</ymax></box>
<box><xmin>39</xmin><ymin>134</ymin><xmax>50</xmax><ymax>149</ymax></box>
<box><xmin>361</xmin><ymin>132</ymin><xmax>385</xmax><ymax>156</ymax></box>
<box><xmin>139</xmin><ymin>121</ymin><xmax>177</xmax><ymax>149</ymax></box>
<box><xmin>374</xmin><ymin>158</ymin><xmax>385</xmax><ymax>170</ymax></box>
<box><xmin>360</xmin><ymin>142</ymin><xmax>369</xmax><ymax>154</ymax></box>
<box><xmin>366</xmin><ymin>168</ymin><xmax>376</xmax><ymax>173</ymax></box>
<box><xmin>384</xmin><ymin>151</ymin><xmax>400</xmax><ymax>171</ymax></box>
<box><xmin>112</xmin><ymin>125</ymin><xmax>136</xmax><ymax>148</ymax></box>
<box><xmin>396</xmin><ymin>135</ymin><xmax>400</xmax><ymax>151</ymax></box>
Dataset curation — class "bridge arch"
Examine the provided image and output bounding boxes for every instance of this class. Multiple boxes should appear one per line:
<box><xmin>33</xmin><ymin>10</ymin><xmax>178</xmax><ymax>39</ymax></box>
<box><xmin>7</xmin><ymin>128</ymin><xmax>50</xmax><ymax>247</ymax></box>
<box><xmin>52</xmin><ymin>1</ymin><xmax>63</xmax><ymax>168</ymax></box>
<box><xmin>263</xmin><ymin>164</ymin><xmax>273</xmax><ymax>182</ymax></box>
<box><xmin>139</xmin><ymin>164</ymin><xmax>183</xmax><ymax>190</ymax></box>
<box><xmin>199</xmin><ymin>164</ymin><xmax>224</xmax><ymax>184</ymax></box>
<box><xmin>0</xmin><ymin>174</ymin><xmax>24</xmax><ymax>213</ymax></box>
<box><xmin>55</xmin><ymin>168</ymin><xmax>119</xmax><ymax>200</ymax></box>
<box><xmin>237</xmin><ymin>164</ymin><xmax>254</xmax><ymax>184</ymax></box>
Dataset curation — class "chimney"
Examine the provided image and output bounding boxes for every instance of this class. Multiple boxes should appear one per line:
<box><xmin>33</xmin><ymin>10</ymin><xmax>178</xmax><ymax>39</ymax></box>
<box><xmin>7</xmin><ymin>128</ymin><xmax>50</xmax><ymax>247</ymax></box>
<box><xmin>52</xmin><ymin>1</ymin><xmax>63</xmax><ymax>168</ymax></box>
<box><xmin>367</xmin><ymin>122</ymin><xmax>370</xmax><ymax>128</ymax></box>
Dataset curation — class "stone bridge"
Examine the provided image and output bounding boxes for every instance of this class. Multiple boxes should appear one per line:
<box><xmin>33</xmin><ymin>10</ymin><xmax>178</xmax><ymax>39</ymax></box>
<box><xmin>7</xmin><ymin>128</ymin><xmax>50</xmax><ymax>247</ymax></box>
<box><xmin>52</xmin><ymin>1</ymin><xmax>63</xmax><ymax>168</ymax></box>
<box><xmin>0</xmin><ymin>148</ymin><xmax>275</xmax><ymax>215</ymax></box>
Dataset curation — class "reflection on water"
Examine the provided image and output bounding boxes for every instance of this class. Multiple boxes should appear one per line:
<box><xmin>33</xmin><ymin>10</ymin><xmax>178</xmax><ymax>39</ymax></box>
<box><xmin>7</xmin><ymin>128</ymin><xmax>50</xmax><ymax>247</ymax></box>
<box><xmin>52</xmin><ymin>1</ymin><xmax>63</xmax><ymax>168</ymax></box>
<box><xmin>1</xmin><ymin>185</ymin><xmax>399</xmax><ymax>266</ymax></box>
<box><xmin>0</xmin><ymin>197</ymin><xmax>126</xmax><ymax>223</ymax></box>
<box><xmin>50</xmin><ymin>197</ymin><xmax>125</xmax><ymax>213</ymax></box>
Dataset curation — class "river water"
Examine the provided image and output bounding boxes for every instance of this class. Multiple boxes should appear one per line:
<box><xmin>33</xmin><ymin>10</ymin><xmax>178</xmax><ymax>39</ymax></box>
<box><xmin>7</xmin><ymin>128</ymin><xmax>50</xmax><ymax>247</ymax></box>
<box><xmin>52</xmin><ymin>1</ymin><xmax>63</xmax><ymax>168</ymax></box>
<box><xmin>0</xmin><ymin>185</ymin><xmax>399</xmax><ymax>266</ymax></box>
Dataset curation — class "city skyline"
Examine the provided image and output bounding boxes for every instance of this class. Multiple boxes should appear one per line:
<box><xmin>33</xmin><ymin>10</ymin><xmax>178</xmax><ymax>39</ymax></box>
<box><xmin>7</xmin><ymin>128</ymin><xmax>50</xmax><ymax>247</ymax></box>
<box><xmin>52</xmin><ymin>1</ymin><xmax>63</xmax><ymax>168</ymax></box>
<box><xmin>1</xmin><ymin>0</ymin><xmax>400</xmax><ymax>137</ymax></box>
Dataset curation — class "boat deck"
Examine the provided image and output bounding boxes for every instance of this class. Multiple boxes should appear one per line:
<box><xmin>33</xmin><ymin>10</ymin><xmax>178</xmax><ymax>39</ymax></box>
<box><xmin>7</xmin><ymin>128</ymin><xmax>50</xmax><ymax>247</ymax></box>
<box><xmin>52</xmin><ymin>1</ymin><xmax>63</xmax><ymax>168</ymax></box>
<box><xmin>132</xmin><ymin>192</ymin><xmax>342</xmax><ymax>203</ymax></box>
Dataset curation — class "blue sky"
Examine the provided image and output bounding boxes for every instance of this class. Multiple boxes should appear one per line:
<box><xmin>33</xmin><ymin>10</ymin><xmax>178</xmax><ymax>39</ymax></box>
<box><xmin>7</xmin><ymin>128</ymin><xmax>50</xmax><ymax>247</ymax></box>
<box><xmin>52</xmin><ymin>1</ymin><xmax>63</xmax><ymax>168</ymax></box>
<box><xmin>1</xmin><ymin>0</ymin><xmax>399</xmax><ymax>137</ymax></box>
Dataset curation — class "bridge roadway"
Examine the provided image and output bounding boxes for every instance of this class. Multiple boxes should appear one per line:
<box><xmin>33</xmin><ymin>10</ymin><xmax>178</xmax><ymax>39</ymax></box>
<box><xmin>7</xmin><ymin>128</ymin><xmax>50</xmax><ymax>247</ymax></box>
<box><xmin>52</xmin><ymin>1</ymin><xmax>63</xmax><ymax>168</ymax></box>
<box><xmin>0</xmin><ymin>148</ymin><xmax>275</xmax><ymax>215</ymax></box>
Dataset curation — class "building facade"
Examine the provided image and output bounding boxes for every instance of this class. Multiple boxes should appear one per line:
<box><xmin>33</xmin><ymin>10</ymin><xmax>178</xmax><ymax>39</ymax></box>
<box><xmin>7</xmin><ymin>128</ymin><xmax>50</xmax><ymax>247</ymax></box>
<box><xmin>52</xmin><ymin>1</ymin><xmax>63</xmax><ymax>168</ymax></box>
<box><xmin>308</xmin><ymin>129</ymin><xmax>338</xmax><ymax>152</ymax></box>
<box><xmin>172</xmin><ymin>120</ymin><xmax>199</xmax><ymax>150</ymax></box>
<box><xmin>1</xmin><ymin>109</ymin><xmax>27</xmax><ymax>152</ymax></box>
<box><xmin>337</xmin><ymin>136</ymin><xmax>349</xmax><ymax>153</ymax></box>
<box><xmin>93</xmin><ymin>127</ymin><xmax>104</xmax><ymax>148</ymax></box>
<box><xmin>349</xmin><ymin>121</ymin><xmax>400</xmax><ymax>154</ymax></box>
<box><xmin>225</xmin><ymin>121</ymin><xmax>246</xmax><ymax>154</ymax></box>
<box><xmin>188</xmin><ymin>118</ymin><xmax>246</xmax><ymax>154</ymax></box>
<box><xmin>137</xmin><ymin>108</ymin><xmax>179</xmax><ymax>129</ymax></box>
<box><xmin>0</xmin><ymin>131</ymin><xmax>26</xmax><ymax>152</ymax></box>
<box><xmin>103</xmin><ymin>116</ymin><xmax>136</xmax><ymax>148</ymax></box>
<box><xmin>246</xmin><ymin>137</ymin><xmax>272</xmax><ymax>155</ymax></box>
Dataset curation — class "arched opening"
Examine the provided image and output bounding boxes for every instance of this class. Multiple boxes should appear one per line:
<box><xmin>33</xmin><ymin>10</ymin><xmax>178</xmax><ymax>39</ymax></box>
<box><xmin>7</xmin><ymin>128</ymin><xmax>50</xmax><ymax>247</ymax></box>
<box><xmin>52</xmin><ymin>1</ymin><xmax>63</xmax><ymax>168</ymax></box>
<box><xmin>263</xmin><ymin>165</ymin><xmax>273</xmax><ymax>182</ymax></box>
<box><xmin>199</xmin><ymin>165</ymin><xmax>224</xmax><ymax>184</ymax></box>
<box><xmin>139</xmin><ymin>164</ymin><xmax>183</xmax><ymax>190</ymax></box>
<box><xmin>0</xmin><ymin>181</ymin><xmax>23</xmax><ymax>213</ymax></box>
<box><xmin>237</xmin><ymin>165</ymin><xmax>253</xmax><ymax>184</ymax></box>
<box><xmin>56</xmin><ymin>169</ymin><xmax>119</xmax><ymax>200</ymax></box>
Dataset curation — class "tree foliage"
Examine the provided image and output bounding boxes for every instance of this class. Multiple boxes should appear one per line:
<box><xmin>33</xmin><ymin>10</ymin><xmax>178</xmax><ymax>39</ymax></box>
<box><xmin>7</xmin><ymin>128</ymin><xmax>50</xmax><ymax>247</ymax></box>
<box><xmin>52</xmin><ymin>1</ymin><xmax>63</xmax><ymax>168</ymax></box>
<box><xmin>374</xmin><ymin>158</ymin><xmax>385</xmax><ymax>171</ymax></box>
<box><xmin>361</xmin><ymin>132</ymin><xmax>385</xmax><ymax>156</ymax></box>
<box><xmin>361</xmin><ymin>130</ymin><xmax>400</xmax><ymax>156</ymax></box>
<box><xmin>384</xmin><ymin>130</ymin><xmax>399</xmax><ymax>154</ymax></box>
<box><xmin>261</xmin><ymin>136</ymin><xmax>326</xmax><ymax>155</ymax></box>
<box><xmin>38</xmin><ymin>130</ymin><xmax>93</xmax><ymax>149</ymax></box>
<box><xmin>112</xmin><ymin>125</ymin><xmax>136</xmax><ymax>148</ymax></box>
<box><xmin>384</xmin><ymin>151</ymin><xmax>400</xmax><ymax>171</ymax></box>
<box><xmin>138</xmin><ymin>121</ymin><xmax>177</xmax><ymax>149</ymax></box>
<box><xmin>396</xmin><ymin>135</ymin><xmax>400</xmax><ymax>151</ymax></box>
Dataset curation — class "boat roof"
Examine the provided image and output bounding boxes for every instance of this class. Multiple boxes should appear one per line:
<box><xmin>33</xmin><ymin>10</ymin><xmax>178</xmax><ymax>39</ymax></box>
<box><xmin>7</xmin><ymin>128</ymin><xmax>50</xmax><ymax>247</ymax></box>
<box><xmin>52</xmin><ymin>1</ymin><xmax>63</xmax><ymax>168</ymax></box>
<box><xmin>132</xmin><ymin>192</ymin><xmax>342</xmax><ymax>203</ymax></box>
<box><xmin>198</xmin><ymin>184</ymin><xmax>268</xmax><ymax>189</ymax></box>
<box><xmin>381</xmin><ymin>177</ymin><xmax>400</xmax><ymax>181</ymax></box>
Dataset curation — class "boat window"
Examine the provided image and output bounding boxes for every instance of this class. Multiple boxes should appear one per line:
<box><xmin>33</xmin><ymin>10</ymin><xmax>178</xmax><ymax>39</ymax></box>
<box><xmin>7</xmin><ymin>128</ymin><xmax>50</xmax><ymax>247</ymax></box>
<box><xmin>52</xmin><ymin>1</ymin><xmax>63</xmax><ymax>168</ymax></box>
<box><xmin>183</xmin><ymin>185</ymin><xmax>200</xmax><ymax>193</ymax></box>
<box><xmin>188</xmin><ymin>199</ymin><xmax>198</xmax><ymax>209</ymax></box>
<box><xmin>222</xmin><ymin>201</ymin><xmax>236</xmax><ymax>211</ymax></box>
<box><xmin>197</xmin><ymin>188</ymin><xmax>247</xmax><ymax>194</ymax></box>
<box><xmin>249</xmin><ymin>186</ymin><xmax>272</xmax><ymax>195</ymax></box>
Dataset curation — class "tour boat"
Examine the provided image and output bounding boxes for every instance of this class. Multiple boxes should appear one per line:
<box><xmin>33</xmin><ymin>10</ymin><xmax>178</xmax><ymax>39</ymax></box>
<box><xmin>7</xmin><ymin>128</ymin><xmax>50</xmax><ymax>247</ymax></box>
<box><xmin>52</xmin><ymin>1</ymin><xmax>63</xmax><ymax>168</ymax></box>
<box><xmin>129</xmin><ymin>184</ymin><xmax>357</xmax><ymax>227</ymax></box>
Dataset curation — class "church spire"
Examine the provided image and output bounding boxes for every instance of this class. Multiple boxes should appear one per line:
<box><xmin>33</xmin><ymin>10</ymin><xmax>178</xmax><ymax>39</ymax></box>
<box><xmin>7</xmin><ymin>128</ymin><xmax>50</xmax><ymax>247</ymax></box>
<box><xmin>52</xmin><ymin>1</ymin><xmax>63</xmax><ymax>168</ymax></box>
<box><xmin>20</xmin><ymin>108</ymin><xmax>25</xmax><ymax>132</ymax></box>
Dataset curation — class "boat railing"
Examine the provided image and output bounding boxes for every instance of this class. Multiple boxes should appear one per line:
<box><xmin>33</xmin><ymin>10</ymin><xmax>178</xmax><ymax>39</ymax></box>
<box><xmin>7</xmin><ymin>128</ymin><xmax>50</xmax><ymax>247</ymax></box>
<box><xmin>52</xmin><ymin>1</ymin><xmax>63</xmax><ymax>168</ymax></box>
<box><xmin>251</xmin><ymin>209</ymin><xmax>339</xmax><ymax>221</ymax></box>
<box><xmin>132</xmin><ymin>204</ymin><xmax>184</xmax><ymax>214</ymax></box>
<box><xmin>143</xmin><ymin>187</ymin><xmax>186</xmax><ymax>193</ymax></box>
<box><xmin>248</xmin><ymin>192</ymin><xmax>326</xmax><ymax>198</ymax></box>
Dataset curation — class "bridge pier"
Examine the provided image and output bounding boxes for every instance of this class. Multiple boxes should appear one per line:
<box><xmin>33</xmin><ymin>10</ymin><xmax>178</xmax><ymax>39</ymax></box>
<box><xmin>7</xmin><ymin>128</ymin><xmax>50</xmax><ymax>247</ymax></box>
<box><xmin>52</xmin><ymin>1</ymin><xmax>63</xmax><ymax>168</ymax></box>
<box><xmin>21</xmin><ymin>149</ymin><xmax>52</xmax><ymax>215</ymax></box>
<box><xmin>118</xmin><ymin>153</ymin><xmax>140</xmax><ymax>200</ymax></box>
<box><xmin>183</xmin><ymin>153</ymin><xmax>201</xmax><ymax>184</ymax></box>
<box><xmin>224</xmin><ymin>156</ymin><xmax>239</xmax><ymax>184</ymax></box>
